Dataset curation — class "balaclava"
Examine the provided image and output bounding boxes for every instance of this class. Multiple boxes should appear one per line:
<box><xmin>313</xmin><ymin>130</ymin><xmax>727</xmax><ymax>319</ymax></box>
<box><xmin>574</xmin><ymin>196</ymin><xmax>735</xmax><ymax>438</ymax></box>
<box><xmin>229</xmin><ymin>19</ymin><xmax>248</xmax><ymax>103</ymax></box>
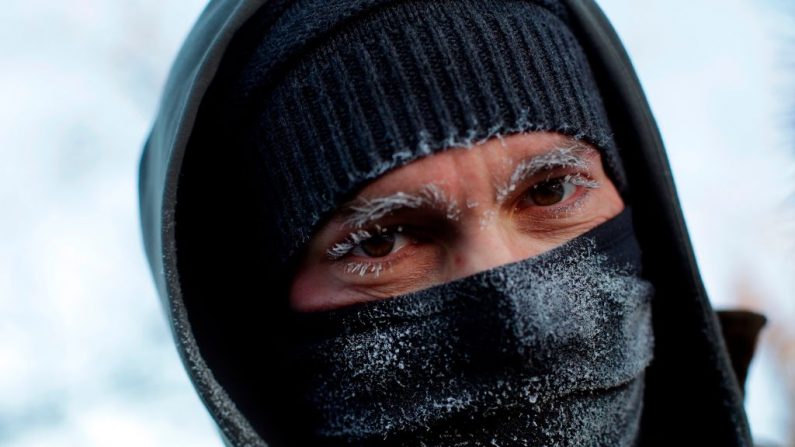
<box><xmin>213</xmin><ymin>0</ymin><xmax>651</xmax><ymax>445</ymax></box>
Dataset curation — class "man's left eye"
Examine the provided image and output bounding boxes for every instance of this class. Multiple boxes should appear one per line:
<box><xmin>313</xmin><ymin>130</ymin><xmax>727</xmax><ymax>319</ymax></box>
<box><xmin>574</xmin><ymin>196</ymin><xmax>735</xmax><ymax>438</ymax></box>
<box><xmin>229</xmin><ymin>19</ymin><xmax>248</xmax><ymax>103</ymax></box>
<box><xmin>519</xmin><ymin>177</ymin><xmax>577</xmax><ymax>208</ymax></box>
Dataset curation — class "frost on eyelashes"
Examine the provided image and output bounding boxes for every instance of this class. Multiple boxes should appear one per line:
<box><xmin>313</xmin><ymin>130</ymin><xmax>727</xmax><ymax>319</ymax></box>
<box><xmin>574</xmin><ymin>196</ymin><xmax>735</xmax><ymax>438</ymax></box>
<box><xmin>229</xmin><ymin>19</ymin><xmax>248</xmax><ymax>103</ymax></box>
<box><xmin>496</xmin><ymin>144</ymin><xmax>594</xmax><ymax>203</ymax></box>
<box><xmin>344</xmin><ymin>261</ymin><xmax>387</xmax><ymax>278</ymax></box>
<box><xmin>327</xmin><ymin>229</ymin><xmax>372</xmax><ymax>260</ymax></box>
<box><xmin>564</xmin><ymin>173</ymin><xmax>600</xmax><ymax>189</ymax></box>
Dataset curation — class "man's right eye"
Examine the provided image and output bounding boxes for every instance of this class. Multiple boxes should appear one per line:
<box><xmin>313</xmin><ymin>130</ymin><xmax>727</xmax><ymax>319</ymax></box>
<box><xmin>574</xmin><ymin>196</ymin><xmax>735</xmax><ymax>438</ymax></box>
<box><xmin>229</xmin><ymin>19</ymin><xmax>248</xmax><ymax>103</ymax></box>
<box><xmin>326</xmin><ymin>225</ymin><xmax>440</xmax><ymax>280</ymax></box>
<box><xmin>352</xmin><ymin>230</ymin><xmax>410</xmax><ymax>258</ymax></box>
<box><xmin>326</xmin><ymin>225</ymin><xmax>419</xmax><ymax>262</ymax></box>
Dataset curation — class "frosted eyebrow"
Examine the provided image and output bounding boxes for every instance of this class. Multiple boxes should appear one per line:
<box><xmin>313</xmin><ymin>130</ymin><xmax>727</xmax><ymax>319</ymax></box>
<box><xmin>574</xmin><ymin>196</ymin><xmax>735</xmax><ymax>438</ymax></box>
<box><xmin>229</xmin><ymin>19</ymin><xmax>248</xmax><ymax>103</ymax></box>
<box><xmin>496</xmin><ymin>143</ymin><xmax>592</xmax><ymax>203</ymax></box>
<box><xmin>341</xmin><ymin>183</ymin><xmax>461</xmax><ymax>229</ymax></box>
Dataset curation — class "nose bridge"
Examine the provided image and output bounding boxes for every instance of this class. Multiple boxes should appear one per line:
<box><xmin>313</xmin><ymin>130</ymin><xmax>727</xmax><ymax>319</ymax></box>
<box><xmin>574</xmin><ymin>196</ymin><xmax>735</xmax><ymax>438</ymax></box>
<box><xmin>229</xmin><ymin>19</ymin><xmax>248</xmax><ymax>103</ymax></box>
<box><xmin>451</xmin><ymin>222</ymin><xmax>528</xmax><ymax>280</ymax></box>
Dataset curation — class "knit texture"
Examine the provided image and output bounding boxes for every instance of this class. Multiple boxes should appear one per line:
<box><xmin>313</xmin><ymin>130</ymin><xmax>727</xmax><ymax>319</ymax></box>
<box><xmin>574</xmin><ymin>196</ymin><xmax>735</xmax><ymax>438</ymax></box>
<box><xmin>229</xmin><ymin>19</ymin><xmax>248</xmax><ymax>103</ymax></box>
<box><xmin>232</xmin><ymin>0</ymin><xmax>626</xmax><ymax>264</ymax></box>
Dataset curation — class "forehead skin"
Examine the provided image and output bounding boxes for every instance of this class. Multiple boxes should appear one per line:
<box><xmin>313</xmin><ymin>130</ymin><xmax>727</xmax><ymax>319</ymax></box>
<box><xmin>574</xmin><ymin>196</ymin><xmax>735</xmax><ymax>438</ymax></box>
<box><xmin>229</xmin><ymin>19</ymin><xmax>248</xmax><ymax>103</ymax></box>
<box><xmin>290</xmin><ymin>131</ymin><xmax>624</xmax><ymax>312</ymax></box>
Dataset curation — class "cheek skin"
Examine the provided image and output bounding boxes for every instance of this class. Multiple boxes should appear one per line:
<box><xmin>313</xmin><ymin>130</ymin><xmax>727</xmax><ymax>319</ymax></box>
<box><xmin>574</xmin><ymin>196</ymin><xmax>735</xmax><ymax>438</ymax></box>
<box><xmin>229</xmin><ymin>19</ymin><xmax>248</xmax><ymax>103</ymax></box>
<box><xmin>564</xmin><ymin>179</ymin><xmax>624</xmax><ymax>230</ymax></box>
<box><xmin>584</xmin><ymin>175</ymin><xmax>625</xmax><ymax>228</ymax></box>
<box><xmin>289</xmin><ymin>263</ymin><xmax>369</xmax><ymax>313</ymax></box>
<box><xmin>289</xmin><ymin>266</ymin><xmax>333</xmax><ymax>313</ymax></box>
<box><xmin>289</xmin><ymin>245</ymin><xmax>445</xmax><ymax>312</ymax></box>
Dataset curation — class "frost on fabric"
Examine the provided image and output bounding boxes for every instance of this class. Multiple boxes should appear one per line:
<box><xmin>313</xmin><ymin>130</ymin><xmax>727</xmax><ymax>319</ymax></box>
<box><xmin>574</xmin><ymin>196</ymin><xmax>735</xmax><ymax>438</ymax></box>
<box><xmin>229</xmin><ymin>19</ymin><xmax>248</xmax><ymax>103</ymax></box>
<box><xmin>288</xmin><ymin>214</ymin><xmax>655</xmax><ymax>446</ymax></box>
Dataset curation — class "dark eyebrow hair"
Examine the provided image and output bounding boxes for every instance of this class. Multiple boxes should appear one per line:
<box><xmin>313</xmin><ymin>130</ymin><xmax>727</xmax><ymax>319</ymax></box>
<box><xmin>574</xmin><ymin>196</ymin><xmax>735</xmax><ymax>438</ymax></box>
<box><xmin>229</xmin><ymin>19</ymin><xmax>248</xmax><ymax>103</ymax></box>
<box><xmin>495</xmin><ymin>143</ymin><xmax>593</xmax><ymax>203</ymax></box>
<box><xmin>338</xmin><ymin>183</ymin><xmax>461</xmax><ymax>229</ymax></box>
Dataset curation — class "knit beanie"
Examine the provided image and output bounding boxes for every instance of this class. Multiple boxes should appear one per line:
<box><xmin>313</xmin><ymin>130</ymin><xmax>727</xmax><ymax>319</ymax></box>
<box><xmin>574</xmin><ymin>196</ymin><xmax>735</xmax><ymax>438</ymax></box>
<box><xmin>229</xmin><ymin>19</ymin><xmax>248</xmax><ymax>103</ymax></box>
<box><xmin>223</xmin><ymin>0</ymin><xmax>626</xmax><ymax>266</ymax></box>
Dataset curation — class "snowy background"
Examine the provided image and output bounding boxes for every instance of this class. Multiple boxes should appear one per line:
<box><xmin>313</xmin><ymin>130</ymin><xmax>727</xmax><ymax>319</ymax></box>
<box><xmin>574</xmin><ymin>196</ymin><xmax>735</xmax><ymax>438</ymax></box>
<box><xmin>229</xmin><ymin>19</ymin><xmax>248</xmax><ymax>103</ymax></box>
<box><xmin>1</xmin><ymin>1</ymin><xmax>793</xmax><ymax>446</ymax></box>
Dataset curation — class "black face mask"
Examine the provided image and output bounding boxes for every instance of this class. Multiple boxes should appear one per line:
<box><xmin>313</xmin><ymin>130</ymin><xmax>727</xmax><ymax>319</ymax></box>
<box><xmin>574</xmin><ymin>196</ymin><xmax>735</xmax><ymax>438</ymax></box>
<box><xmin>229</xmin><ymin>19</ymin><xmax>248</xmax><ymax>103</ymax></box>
<box><xmin>286</xmin><ymin>209</ymin><xmax>654</xmax><ymax>446</ymax></box>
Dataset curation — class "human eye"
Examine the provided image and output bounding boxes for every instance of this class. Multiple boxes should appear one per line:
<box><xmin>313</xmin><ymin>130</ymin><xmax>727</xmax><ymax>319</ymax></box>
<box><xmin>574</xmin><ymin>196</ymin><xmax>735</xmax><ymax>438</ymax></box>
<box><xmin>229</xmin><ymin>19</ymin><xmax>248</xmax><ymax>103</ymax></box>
<box><xmin>516</xmin><ymin>173</ymin><xmax>599</xmax><ymax>210</ymax></box>
<box><xmin>328</xmin><ymin>225</ymin><xmax>412</xmax><ymax>261</ymax></box>
<box><xmin>325</xmin><ymin>224</ymin><xmax>434</xmax><ymax>279</ymax></box>
<box><xmin>350</xmin><ymin>227</ymin><xmax>410</xmax><ymax>258</ymax></box>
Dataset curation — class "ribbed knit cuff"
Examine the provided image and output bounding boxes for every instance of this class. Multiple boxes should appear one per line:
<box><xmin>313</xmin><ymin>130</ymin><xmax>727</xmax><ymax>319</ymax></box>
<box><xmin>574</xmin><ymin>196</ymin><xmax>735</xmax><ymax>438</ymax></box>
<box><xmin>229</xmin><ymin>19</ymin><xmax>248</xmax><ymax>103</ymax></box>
<box><xmin>246</xmin><ymin>0</ymin><xmax>625</xmax><ymax>263</ymax></box>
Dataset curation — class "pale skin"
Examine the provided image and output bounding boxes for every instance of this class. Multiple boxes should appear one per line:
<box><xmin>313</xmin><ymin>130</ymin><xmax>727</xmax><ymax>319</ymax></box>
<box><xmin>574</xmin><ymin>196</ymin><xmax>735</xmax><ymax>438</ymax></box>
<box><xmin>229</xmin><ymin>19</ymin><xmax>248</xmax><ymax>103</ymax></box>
<box><xmin>290</xmin><ymin>131</ymin><xmax>625</xmax><ymax>312</ymax></box>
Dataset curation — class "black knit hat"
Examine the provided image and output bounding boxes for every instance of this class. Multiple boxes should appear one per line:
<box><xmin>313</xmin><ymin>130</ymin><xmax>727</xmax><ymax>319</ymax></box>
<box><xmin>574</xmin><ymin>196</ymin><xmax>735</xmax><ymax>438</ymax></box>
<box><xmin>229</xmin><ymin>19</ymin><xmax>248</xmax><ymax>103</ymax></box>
<box><xmin>228</xmin><ymin>0</ymin><xmax>626</xmax><ymax>265</ymax></box>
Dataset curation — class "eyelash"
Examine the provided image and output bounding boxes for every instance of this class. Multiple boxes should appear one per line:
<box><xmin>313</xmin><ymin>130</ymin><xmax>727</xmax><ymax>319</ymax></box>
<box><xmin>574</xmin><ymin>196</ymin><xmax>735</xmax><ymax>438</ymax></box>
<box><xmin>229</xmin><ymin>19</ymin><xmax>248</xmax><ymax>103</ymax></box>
<box><xmin>343</xmin><ymin>259</ymin><xmax>391</xmax><ymax>278</ymax></box>
<box><xmin>326</xmin><ymin>225</ymin><xmax>422</xmax><ymax>279</ymax></box>
<box><xmin>326</xmin><ymin>172</ymin><xmax>598</xmax><ymax>276</ymax></box>
<box><xmin>513</xmin><ymin>173</ymin><xmax>599</xmax><ymax>214</ymax></box>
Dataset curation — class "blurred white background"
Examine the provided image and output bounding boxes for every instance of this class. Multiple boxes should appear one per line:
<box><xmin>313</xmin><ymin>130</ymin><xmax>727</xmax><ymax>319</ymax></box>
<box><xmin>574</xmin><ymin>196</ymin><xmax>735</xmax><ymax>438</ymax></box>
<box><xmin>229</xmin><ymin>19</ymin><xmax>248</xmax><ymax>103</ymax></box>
<box><xmin>0</xmin><ymin>1</ymin><xmax>792</xmax><ymax>446</ymax></box>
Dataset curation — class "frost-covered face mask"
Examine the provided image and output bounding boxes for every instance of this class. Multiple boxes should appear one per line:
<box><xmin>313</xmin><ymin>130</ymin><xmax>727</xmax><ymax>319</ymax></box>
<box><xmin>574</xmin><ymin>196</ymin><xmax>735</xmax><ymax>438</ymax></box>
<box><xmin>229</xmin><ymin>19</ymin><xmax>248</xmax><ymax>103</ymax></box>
<box><xmin>286</xmin><ymin>208</ymin><xmax>654</xmax><ymax>446</ymax></box>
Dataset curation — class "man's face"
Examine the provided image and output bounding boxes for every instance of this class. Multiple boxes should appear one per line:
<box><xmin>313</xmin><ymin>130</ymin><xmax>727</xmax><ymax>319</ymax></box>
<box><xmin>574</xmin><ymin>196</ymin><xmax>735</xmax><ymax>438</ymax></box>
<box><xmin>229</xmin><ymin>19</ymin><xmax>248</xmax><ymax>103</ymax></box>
<box><xmin>290</xmin><ymin>131</ymin><xmax>624</xmax><ymax>312</ymax></box>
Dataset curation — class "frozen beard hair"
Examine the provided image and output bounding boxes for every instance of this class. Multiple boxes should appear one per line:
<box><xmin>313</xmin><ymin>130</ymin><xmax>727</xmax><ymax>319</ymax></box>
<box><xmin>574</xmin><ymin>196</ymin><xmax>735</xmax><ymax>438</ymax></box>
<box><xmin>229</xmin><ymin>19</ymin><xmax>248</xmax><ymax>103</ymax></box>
<box><xmin>286</xmin><ymin>209</ymin><xmax>654</xmax><ymax>446</ymax></box>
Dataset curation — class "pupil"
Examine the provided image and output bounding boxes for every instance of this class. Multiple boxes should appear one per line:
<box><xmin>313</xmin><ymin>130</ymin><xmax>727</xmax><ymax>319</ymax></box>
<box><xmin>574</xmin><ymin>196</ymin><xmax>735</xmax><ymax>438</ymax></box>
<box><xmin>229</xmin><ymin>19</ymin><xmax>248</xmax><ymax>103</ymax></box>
<box><xmin>361</xmin><ymin>233</ymin><xmax>396</xmax><ymax>258</ymax></box>
<box><xmin>530</xmin><ymin>179</ymin><xmax>565</xmax><ymax>206</ymax></box>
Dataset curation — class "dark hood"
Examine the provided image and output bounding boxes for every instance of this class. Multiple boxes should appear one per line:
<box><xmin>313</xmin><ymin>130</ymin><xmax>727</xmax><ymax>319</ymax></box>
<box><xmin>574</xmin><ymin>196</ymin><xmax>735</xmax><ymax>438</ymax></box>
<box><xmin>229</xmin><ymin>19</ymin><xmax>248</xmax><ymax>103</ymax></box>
<box><xmin>138</xmin><ymin>1</ymin><xmax>754</xmax><ymax>445</ymax></box>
